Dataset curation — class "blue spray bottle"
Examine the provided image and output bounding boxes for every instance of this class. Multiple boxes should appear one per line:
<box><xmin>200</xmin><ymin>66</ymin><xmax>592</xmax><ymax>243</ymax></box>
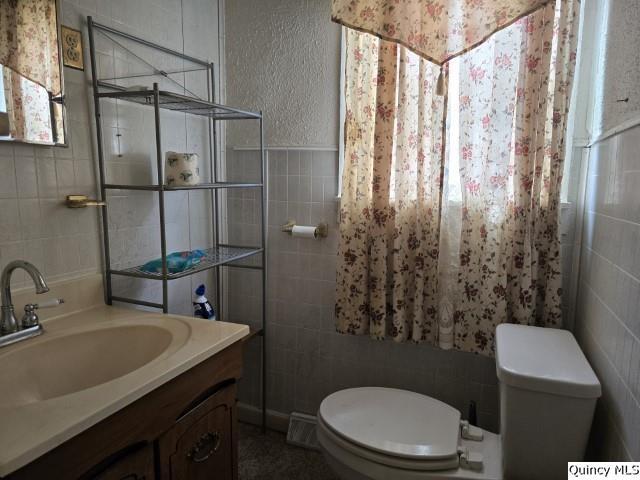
<box><xmin>193</xmin><ymin>284</ymin><xmax>216</xmax><ymax>320</ymax></box>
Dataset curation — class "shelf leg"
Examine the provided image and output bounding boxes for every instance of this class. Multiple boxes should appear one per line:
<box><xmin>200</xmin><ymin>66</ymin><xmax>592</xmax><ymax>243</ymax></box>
<box><xmin>209</xmin><ymin>62</ymin><xmax>223</xmax><ymax>321</ymax></box>
<box><xmin>88</xmin><ymin>17</ymin><xmax>113</xmax><ymax>306</ymax></box>
<box><xmin>260</xmin><ymin>113</ymin><xmax>268</xmax><ymax>434</ymax></box>
<box><xmin>153</xmin><ymin>83</ymin><xmax>169</xmax><ymax>313</ymax></box>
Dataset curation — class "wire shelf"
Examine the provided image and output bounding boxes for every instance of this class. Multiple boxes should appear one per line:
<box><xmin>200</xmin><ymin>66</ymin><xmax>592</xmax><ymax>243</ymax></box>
<box><xmin>103</xmin><ymin>182</ymin><xmax>263</xmax><ymax>191</ymax></box>
<box><xmin>89</xmin><ymin>16</ymin><xmax>268</xmax><ymax>433</ymax></box>
<box><xmin>96</xmin><ymin>82</ymin><xmax>261</xmax><ymax>120</ymax></box>
<box><xmin>111</xmin><ymin>245</ymin><xmax>264</xmax><ymax>280</ymax></box>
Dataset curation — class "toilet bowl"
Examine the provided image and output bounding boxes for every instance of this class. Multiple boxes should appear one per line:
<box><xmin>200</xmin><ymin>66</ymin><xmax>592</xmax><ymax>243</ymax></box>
<box><xmin>317</xmin><ymin>387</ymin><xmax>502</xmax><ymax>480</ymax></box>
<box><xmin>317</xmin><ymin>324</ymin><xmax>602</xmax><ymax>480</ymax></box>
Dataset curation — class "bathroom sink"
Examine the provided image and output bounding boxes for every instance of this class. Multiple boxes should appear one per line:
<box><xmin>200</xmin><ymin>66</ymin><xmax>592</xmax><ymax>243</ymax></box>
<box><xmin>0</xmin><ymin>323</ymin><xmax>178</xmax><ymax>408</ymax></box>
<box><xmin>0</xmin><ymin>305</ymin><xmax>249</xmax><ymax>477</ymax></box>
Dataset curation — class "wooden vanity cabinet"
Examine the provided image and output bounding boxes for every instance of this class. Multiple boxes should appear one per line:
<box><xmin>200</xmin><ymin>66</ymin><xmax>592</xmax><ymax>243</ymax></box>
<box><xmin>6</xmin><ymin>342</ymin><xmax>243</xmax><ymax>480</ymax></box>
<box><xmin>91</xmin><ymin>444</ymin><xmax>155</xmax><ymax>480</ymax></box>
<box><xmin>158</xmin><ymin>384</ymin><xmax>236</xmax><ymax>479</ymax></box>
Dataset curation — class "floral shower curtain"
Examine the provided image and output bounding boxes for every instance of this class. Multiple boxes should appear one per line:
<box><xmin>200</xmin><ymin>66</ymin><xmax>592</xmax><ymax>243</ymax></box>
<box><xmin>336</xmin><ymin>28</ymin><xmax>445</xmax><ymax>343</ymax></box>
<box><xmin>335</xmin><ymin>0</ymin><xmax>579</xmax><ymax>355</ymax></box>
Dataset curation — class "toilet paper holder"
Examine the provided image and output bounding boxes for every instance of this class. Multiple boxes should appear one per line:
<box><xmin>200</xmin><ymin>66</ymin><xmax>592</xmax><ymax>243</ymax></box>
<box><xmin>281</xmin><ymin>220</ymin><xmax>328</xmax><ymax>238</ymax></box>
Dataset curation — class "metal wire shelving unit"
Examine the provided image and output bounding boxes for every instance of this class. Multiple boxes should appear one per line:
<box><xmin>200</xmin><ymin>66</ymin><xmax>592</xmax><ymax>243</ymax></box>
<box><xmin>87</xmin><ymin>17</ymin><xmax>267</xmax><ymax>430</ymax></box>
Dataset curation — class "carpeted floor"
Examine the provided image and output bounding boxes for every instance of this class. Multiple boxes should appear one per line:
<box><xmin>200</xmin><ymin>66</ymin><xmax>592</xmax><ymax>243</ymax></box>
<box><xmin>238</xmin><ymin>422</ymin><xmax>339</xmax><ymax>480</ymax></box>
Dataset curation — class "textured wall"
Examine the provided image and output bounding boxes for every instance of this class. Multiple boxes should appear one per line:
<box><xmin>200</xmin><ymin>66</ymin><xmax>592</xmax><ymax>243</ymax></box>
<box><xmin>572</xmin><ymin>0</ymin><xmax>640</xmax><ymax>461</ymax></box>
<box><xmin>598</xmin><ymin>0</ymin><xmax>640</xmax><ymax>133</ymax></box>
<box><xmin>225</xmin><ymin>0</ymin><xmax>341</xmax><ymax>147</ymax></box>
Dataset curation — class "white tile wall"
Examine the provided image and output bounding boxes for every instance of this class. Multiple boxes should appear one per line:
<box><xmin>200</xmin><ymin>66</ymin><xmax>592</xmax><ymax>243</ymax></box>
<box><xmin>0</xmin><ymin>0</ymin><xmax>221</xmax><ymax>310</ymax></box>
<box><xmin>0</xmin><ymin>68</ymin><xmax>100</xmax><ymax>287</ymax></box>
<box><xmin>226</xmin><ymin>148</ymin><xmax>501</xmax><ymax>432</ymax></box>
<box><xmin>575</xmin><ymin>125</ymin><xmax>640</xmax><ymax>460</ymax></box>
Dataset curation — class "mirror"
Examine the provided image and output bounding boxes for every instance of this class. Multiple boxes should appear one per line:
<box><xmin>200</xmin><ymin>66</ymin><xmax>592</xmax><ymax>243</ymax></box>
<box><xmin>0</xmin><ymin>0</ymin><xmax>66</xmax><ymax>145</ymax></box>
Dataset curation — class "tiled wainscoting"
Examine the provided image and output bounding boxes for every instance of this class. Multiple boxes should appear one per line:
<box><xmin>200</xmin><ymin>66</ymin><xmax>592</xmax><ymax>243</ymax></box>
<box><xmin>575</xmin><ymin>124</ymin><xmax>640</xmax><ymax>460</ymax></box>
<box><xmin>226</xmin><ymin>147</ymin><xmax>500</xmax><ymax>432</ymax></box>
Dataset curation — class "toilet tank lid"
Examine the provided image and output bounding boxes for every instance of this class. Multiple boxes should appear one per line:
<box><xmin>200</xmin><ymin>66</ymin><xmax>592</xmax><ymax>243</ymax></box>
<box><xmin>495</xmin><ymin>324</ymin><xmax>601</xmax><ymax>399</ymax></box>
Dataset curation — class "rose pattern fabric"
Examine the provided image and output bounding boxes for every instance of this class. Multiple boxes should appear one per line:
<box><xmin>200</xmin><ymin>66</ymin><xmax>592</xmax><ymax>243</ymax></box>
<box><xmin>0</xmin><ymin>0</ymin><xmax>61</xmax><ymax>94</ymax></box>
<box><xmin>447</xmin><ymin>0</ymin><xmax>579</xmax><ymax>354</ymax></box>
<box><xmin>2</xmin><ymin>66</ymin><xmax>54</xmax><ymax>144</ymax></box>
<box><xmin>336</xmin><ymin>0</ymin><xmax>579</xmax><ymax>355</ymax></box>
<box><xmin>336</xmin><ymin>28</ymin><xmax>445</xmax><ymax>343</ymax></box>
<box><xmin>331</xmin><ymin>0</ymin><xmax>551</xmax><ymax>65</ymax></box>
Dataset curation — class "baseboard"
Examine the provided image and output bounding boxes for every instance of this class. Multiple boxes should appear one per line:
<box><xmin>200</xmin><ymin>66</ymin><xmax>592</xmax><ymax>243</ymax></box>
<box><xmin>237</xmin><ymin>402</ymin><xmax>290</xmax><ymax>433</ymax></box>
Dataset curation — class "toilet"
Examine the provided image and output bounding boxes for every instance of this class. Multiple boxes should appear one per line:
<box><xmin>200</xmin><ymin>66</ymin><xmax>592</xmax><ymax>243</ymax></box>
<box><xmin>317</xmin><ymin>324</ymin><xmax>602</xmax><ymax>480</ymax></box>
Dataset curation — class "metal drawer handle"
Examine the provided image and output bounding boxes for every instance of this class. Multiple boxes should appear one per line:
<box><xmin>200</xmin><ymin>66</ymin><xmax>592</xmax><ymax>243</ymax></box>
<box><xmin>187</xmin><ymin>432</ymin><xmax>221</xmax><ymax>463</ymax></box>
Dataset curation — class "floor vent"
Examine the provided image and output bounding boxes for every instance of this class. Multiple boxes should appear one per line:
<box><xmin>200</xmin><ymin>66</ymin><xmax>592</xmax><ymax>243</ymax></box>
<box><xmin>286</xmin><ymin>412</ymin><xmax>320</xmax><ymax>451</ymax></box>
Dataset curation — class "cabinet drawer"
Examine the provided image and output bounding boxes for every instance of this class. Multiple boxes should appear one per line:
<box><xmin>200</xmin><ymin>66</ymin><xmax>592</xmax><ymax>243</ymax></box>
<box><xmin>158</xmin><ymin>384</ymin><xmax>237</xmax><ymax>480</ymax></box>
<box><xmin>87</xmin><ymin>443</ymin><xmax>154</xmax><ymax>480</ymax></box>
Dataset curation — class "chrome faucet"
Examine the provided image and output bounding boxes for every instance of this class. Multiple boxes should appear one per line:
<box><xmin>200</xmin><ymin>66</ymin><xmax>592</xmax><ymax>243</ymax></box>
<box><xmin>0</xmin><ymin>260</ymin><xmax>50</xmax><ymax>347</ymax></box>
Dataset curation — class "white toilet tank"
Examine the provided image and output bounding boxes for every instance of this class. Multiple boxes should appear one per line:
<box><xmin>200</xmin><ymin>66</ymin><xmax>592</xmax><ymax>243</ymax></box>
<box><xmin>495</xmin><ymin>324</ymin><xmax>601</xmax><ymax>480</ymax></box>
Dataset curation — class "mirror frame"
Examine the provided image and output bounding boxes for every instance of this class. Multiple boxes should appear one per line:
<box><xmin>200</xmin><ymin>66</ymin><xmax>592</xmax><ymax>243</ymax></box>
<box><xmin>0</xmin><ymin>0</ymin><xmax>68</xmax><ymax>147</ymax></box>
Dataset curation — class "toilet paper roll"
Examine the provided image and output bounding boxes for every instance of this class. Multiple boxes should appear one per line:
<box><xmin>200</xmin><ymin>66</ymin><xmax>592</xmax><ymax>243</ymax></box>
<box><xmin>165</xmin><ymin>152</ymin><xmax>201</xmax><ymax>186</ymax></box>
<box><xmin>291</xmin><ymin>225</ymin><xmax>317</xmax><ymax>239</ymax></box>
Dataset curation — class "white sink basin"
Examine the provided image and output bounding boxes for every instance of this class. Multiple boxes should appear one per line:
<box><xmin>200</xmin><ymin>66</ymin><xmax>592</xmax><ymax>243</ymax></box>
<box><xmin>0</xmin><ymin>322</ymin><xmax>184</xmax><ymax>408</ymax></box>
<box><xmin>0</xmin><ymin>306</ymin><xmax>249</xmax><ymax>477</ymax></box>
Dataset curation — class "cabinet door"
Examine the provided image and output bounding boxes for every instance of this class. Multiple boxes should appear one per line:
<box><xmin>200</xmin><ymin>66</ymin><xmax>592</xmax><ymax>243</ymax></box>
<box><xmin>159</xmin><ymin>384</ymin><xmax>237</xmax><ymax>480</ymax></box>
<box><xmin>88</xmin><ymin>443</ymin><xmax>155</xmax><ymax>480</ymax></box>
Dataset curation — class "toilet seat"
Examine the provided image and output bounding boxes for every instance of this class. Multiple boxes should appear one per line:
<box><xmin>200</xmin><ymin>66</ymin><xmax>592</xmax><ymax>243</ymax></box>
<box><xmin>318</xmin><ymin>388</ymin><xmax>461</xmax><ymax>471</ymax></box>
<box><xmin>317</xmin><ymin>388</ymin><xmax>503</xmax><ymax>480</ymax></box>
<box><xmin>317</xmin><ymin>415</ymin><xmax>460</xmax><ymax>471</ymax></box>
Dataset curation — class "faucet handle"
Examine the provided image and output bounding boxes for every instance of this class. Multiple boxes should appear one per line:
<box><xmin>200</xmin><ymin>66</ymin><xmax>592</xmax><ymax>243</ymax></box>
<box><xmin>21</xmin><ymin>304</ymin><xmax>39</xmax><ymax>329</ymax></box>
<box><xmin>20</xmin><ymin>298</ymin><xmax>64</xmax><ymax>328</ymax></box>
<box><xmin>36</xmin><ymin>298</ymin><xmax>65</xmax><ymax>309</ymax></box>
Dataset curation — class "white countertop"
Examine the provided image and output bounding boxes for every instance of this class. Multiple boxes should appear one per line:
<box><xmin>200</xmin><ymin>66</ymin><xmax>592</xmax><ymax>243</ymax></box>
<box><xmin>0</xmin><ymin>305</ymin><xmax>249</xmax><ymax>476</ymax></box>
